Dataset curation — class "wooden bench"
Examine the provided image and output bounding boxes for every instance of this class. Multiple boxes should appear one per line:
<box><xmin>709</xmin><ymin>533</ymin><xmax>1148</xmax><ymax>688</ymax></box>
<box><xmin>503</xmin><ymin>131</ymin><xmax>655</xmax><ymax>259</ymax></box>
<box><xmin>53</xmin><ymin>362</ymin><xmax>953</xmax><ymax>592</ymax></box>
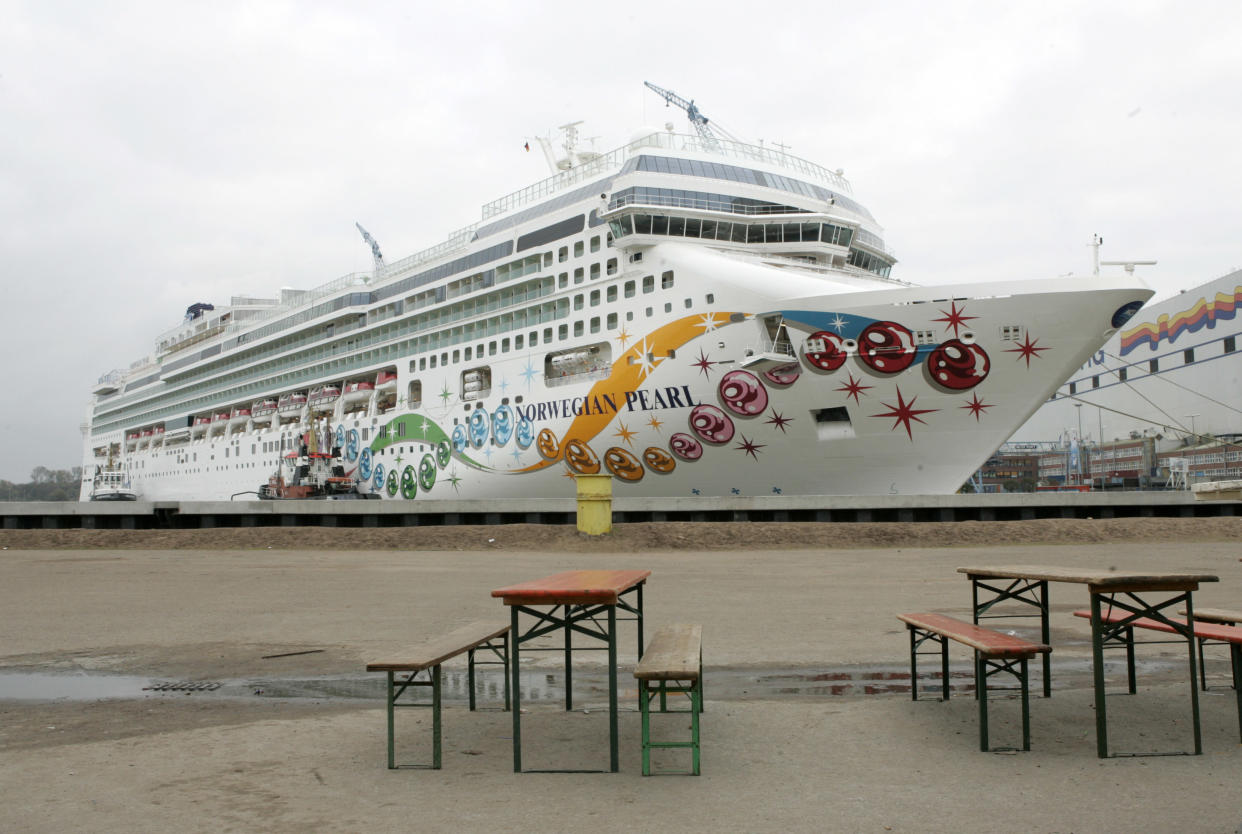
<box><xmin>366</xmin><ymin>620</ymin><xmax>510</xmax><ymax>769</ymax></box>
<box><xmin>1074</xmin><ymin>608</ymin><xmax>1242</xmax><ymax>741</ymax></box>
<box><xmin>634</xmin><ymin>623</ymin><xmax>702</xmax><ymax>775</ymax></box>
<box><xmin>898</xmin><ymin>612</ymin><xmax>1052</xmax><ymax>752</ymax></box>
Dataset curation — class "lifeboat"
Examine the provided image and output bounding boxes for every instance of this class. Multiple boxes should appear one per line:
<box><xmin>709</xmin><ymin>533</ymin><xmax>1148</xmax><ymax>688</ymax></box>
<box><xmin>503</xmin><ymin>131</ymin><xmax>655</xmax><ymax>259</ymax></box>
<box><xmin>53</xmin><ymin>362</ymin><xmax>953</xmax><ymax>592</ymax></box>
<box><xmin>277</xmin><ymin>391</ymin><xmax>308</xmax><ymax>414</ymax></box>
<box><xmin>309</xmin><ymin>384</ymin><xmax>341</xmax><ymax>409</ymax></box>
<box><xmin>125</xmin><ymin>432</ymin><xmax>139</xmax><ymax>451</ymax></box>
<box><xmin>210</xmin><ymin>411</ymin><xmax>230</xmax><ymax>436</ymax></box>
<box><xmin>251</xmin><ymin>399</ymin><xmax>277</xmax><ymax>427</ymax></box>
<box><xmin>190</xmin><ymin>415</ymin><xmax>211</xmax><ymax>438</ymax></box>
<box><xmin>151</xmin><ymin>426</ymin><xmax>165</xmax><ymax>447</ymax></box>
<box><xmin>342</xmin><ymin>380</ymin><xmax>374</xmax><ymax>405</ymax></box>
<box><xmin>229</xmin><ymin>407</ymin><xmax>251</xmax><ymax>432</ymax></box>
<box><xmin>138</xmin><ymin>428</ymin><xmax>153</xmax><ymax>448</ymax></box>
<box><xmin>376</xmin><ymin>370</ymin><xmax>398</xmax><ymax>391</ymax></box>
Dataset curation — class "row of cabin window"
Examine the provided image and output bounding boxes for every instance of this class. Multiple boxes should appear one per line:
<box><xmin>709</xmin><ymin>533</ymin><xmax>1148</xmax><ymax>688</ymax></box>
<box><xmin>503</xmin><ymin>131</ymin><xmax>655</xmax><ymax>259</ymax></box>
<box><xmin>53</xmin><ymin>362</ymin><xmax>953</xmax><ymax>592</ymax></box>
<box><xmin>558</xmin><ymin>235</ymin><xmax>604</xmax><ymax>261</ymax></box>
<box><xmin>610</xmin><ymin>213</ymin><xmax>855</xmax><ymax>248</ymax></box>
<box><xmin>1062</xmin><ymin>335</ymin><xmax>1237</xmax><ymax>396</ymax></box>
<box><xmin>410</xmin><ymin>272</ymin><xmax>680</xmax><ymax>372</ymax></box>
<box><xmin>557</xmin><ymin>257</ymin><xmax>619</xmax><ymax>286</ymax></box>
<box><xmin>95</xmin><ymin>244</ymin><xmax>623</xmax><ymax>432</ymax></box>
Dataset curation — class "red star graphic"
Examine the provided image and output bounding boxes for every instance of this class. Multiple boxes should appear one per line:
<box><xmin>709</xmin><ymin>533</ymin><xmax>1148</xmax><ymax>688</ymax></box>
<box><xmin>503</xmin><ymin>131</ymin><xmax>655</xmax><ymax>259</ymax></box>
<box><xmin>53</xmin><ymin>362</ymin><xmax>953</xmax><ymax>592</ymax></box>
<box><xmin>691</xmin><ymin>348</ymin><xmax>716</xmax><ymax>377</ymax></box>
<box><xmin>835</xmin><ymin>373</ymin><xmax>873</xmax><ymax>404</ymax></box>
<box><xmin>872</xmin><ymin>387</ymin><xmax>938</xmax><ymax>440</ymax></box>
<box><xmin>932</xmin><ymin>301</ymin><xmax>978</xmax><ymax>338</ymax></box>
<box><xmin>765</xmin><ymin>411</ymin><xmax>793</xmax><ymax>433</ymax></box>
<box><xmin>1006</xmin><ymin>333</ymin><xmax>1050</xmax><ymax>367</ymax></box>
<box><xmin>734</xmin><ymin>435</ymin><xmax>766</xmax><ymax>460</ymax></box>
<box><xmin>960</xmin><ymin>393</ymin><xmax>992</xmax><ymax>421</ymax></box>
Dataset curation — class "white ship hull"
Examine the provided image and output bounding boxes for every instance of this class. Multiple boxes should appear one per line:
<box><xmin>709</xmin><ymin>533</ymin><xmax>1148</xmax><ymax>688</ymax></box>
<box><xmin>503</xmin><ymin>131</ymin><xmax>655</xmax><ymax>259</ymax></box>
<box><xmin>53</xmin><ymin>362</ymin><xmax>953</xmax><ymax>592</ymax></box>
<box><xmin>81</xmin><ymin>120</ymin><xmax>1152</xmax><ymax>502</ymax></box>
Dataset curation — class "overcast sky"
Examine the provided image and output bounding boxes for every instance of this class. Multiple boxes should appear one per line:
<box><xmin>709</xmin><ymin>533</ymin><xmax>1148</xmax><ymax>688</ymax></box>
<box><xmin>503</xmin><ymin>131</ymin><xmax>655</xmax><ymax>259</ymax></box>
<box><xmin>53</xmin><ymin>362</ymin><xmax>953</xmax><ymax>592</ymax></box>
<box><xmin>2</xmin><ymin>0</ymin><xmax>1240</xmax><ymax>483</ymax></box>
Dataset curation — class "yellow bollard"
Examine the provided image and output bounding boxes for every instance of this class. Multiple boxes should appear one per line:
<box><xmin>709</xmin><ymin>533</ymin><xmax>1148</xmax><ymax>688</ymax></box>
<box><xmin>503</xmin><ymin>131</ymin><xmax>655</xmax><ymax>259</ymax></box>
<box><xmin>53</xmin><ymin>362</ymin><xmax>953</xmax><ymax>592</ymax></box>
<box><xmin>575</xmin><ymin>473</ymin><xmax>613</xmax><ymax>535</ymax></box>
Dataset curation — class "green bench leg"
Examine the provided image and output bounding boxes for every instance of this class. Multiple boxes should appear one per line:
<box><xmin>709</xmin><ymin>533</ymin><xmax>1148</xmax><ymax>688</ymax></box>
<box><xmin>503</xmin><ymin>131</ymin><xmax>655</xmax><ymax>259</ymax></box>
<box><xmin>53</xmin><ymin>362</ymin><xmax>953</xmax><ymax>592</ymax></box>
<box><xmin>641</xmin><ymin>680</ymin><xmax>651</xmax><ymax>776</ymax></box>
<box><xmin>384</xmin><ymin>665</ymin><xmax>443</xmax><ymax>770</ymax></box>
<box><xmin>907</xmin><ymin>625</ymin><xmax>949</xmax><ymax>702</ymax></box>
<box><xmin>640</xmin><ymin>678</ymin><xmax>701</xmax><ymax>776</ymax></box>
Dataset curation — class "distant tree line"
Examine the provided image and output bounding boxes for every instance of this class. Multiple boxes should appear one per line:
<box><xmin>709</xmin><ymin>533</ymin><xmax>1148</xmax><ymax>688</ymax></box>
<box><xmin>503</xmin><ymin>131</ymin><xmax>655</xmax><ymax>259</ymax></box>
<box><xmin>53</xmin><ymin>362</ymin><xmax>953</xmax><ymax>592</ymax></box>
<box><xmin>1</xmin><ymin>467</ymin><xmax>83</xmax><ymax>501</ymax></box>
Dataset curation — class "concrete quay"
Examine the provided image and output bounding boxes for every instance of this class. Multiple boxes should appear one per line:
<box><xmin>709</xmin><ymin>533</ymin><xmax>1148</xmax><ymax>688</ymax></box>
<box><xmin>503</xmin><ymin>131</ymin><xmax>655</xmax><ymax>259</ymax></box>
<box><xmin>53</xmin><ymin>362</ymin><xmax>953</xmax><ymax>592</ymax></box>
<box><xmin>3</xmin><ymin>490</ymin><xmax>1240</xmax><ymax>529</ymax></box>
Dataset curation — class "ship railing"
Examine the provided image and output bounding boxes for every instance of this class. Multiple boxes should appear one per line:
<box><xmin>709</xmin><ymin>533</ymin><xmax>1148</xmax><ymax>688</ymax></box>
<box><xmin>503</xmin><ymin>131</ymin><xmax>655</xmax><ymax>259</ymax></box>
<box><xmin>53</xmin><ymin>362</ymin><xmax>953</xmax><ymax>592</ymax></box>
<box><xmin>481</xmin><ymin>132</ymin><xmax>853</xmax><ymax>223</ymax></box>
<box><xmin>222</xmin><ymin>271</ymin><xmax>373</xmax><ymax>336</ymax></box>
<box><xmin>375</xmin><ymin>227</ymin><xmax>479</xmax><ymax>283</ymax></box>
<box><xmin>605</xmin><ymin>193</ymin><xmax>813</xmax><ymax>217</ymax></box>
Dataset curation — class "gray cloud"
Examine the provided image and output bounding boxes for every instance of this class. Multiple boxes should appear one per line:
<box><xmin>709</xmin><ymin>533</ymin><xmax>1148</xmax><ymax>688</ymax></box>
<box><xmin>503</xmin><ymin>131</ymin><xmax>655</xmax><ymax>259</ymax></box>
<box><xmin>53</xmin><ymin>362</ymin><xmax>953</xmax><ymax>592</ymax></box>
<box><xmin>2</xmin><ymin>0</ymin><xmax>1239</xmax><ymax>480</ymax></box>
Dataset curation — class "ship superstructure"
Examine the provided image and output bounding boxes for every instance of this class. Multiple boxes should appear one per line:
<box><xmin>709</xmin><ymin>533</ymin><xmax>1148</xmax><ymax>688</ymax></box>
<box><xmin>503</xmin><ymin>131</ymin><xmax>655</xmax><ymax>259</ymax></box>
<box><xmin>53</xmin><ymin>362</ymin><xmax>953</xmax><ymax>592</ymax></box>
<box><xmin>81</xmin><ymin>93</ymin><xmax>1153</xmax><ymax>501</ymax></box>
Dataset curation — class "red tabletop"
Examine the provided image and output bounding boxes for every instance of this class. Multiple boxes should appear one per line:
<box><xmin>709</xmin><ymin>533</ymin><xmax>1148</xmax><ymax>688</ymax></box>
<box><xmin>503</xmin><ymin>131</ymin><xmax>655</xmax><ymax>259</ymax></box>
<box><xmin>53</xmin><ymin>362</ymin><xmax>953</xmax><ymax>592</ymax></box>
<box><xmin>491</xmin><ymin>569</ymin><xmax>651</xmax><ymax>606</ymax></box>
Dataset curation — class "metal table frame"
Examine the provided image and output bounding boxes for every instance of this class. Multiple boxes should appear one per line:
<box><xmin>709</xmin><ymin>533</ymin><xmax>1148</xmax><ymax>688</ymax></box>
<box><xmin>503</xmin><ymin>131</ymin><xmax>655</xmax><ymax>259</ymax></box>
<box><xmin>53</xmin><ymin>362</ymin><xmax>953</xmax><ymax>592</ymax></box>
<box><xmin>959</xmin><ymin>566</ymin><xmax>1217</xmax><ymax>758</ymax></box>
<box><xmin>494</xmin><ymin>571</ymin><xmax>647</xmax><ymax>773</ymax></box>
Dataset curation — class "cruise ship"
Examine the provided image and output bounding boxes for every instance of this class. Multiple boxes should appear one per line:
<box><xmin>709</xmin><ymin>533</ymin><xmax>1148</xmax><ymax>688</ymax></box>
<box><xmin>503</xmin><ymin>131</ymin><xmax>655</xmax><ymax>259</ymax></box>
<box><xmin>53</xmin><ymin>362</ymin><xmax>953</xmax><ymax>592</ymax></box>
<box><xmin>1012</xmin><ymin>269</ymin><xmax>1242</xmax><ymax>454</ymax></box>
<box><xmin>80</xmin><ymin>91</ymin><xmax>1154</xmax><ymax>501</ymax></box>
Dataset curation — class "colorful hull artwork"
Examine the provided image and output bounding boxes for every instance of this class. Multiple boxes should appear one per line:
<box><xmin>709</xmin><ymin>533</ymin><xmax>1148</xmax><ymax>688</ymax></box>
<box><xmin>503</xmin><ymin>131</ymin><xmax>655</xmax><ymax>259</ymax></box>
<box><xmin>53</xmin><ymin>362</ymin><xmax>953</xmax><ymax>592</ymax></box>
<box><xmin>344</xmin><ymin>277</ymin><xmax>1145</xmax><ymax>500</ymax></box>
<box><xmin>1120</xmin><ymin>285</ymin><xmax>1242</xmax><ymax>356</ymax></box>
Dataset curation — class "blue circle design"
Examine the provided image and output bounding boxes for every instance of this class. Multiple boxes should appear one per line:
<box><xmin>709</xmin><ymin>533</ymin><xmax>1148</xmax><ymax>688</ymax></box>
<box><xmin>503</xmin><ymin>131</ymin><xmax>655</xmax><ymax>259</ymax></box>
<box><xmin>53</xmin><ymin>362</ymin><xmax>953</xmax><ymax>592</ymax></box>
<box><xmin>515</xmin><ymin>418</ymin><xmax>534</xmax><ymax>450</ymax></box>
<box><xmin>346</xmin><ymin>429</ymin><xmax>359</xmax><ymax>462</ymax></box>
<box><xmin>372</xmin><ymin>462</ymin><xmax>385</xmax><ymax>491</ymax></box>
<box><xmin>335</xmin><ymin>425</ymin><xmax>345</xmax><ymax>450</ymax></box>
<box><xmin>492</xmin><ymin>405</ymin><xmax>514</xmax><ymax>446</ymax></box>
<box><xmin>359</xmin><ymin>447</ymin><xmax>373</xmax><ymax>480</ymax></box>
<box><xmin>468</xmin><ymin>410</ymin><xmax>490</xmax><ymax>448</ymax></box>
<box><xmin>452</xmin><ymin>424</ymin><xmax>469</xmax><ymax>453</ymax></box>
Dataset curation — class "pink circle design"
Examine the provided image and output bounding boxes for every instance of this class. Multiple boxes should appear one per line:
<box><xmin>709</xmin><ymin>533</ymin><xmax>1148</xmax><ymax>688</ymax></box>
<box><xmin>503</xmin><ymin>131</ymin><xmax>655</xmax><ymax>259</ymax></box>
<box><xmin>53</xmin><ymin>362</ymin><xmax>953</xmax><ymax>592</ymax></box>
<box><xmin>669</xmin><ymin>433</ymin><xmax>704</xmax><ymax>461</ymax></box>
<box><xmin>689</xmin><ymin>404</ymin><xmax>736</xmax><ymax>444</ymax></box>
<box><xmin>858</xmin><ymin>321</ymin><xmax>916</xmax><ymax>374</ymax></box>
<box><xmin>927</xmin><ymin>340</ymin><xmax>990</xmax><ymax>390</ymax></box>
<box><xmin>803</xmin><ymin>330</ymin><xmax>848</xmax><ymax>372</ymax></box>
<box><xmin>718</xmin><ymin>370</ymin><xmax>769</xmax><ymax>416</ymax></box>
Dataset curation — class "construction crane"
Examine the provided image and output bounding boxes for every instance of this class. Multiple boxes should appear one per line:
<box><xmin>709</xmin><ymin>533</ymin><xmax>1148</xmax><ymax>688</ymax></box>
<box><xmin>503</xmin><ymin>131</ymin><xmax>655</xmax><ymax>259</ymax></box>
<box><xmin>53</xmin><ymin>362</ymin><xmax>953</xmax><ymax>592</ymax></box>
<box><xmin>643</xmin><ymin>81</ymin><xmax>739</xmax><ymax>145</ymax></box>
<box><xmin>355</xmin><ymin>222</ymin><xmax>385</xmax><ymax>273</ymax></box>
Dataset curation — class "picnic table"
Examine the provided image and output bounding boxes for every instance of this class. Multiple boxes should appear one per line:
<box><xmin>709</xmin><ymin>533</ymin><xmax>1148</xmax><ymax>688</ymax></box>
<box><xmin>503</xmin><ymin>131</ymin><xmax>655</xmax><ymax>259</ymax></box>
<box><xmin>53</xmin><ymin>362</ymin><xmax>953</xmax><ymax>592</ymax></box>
<box><xmin>956</xmin><ymin>564</ymin><xmax>1219</xmax><ymax>757</ymax></box>
<box><xmin>491</xmin><ymin>569</ymin><xmax>650</xmax><ymax>772</ymax></box>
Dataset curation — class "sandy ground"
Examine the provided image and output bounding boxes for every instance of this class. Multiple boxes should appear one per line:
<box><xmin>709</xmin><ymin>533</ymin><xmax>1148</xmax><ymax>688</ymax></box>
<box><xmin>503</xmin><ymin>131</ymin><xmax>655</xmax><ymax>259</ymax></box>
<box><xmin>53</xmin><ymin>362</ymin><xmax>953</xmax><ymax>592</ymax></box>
<box><xmin>2</xmin><ymin>521</ymin><xmax>1241</xmax><ymax>833</ymax></box>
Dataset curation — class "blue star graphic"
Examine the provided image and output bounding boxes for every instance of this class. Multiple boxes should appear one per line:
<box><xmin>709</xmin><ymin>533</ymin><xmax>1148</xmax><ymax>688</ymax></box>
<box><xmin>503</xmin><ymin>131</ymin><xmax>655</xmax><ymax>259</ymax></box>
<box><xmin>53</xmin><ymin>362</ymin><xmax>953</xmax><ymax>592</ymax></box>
<box><xmin>520</xmin><ymin>361</ymin><xmax>539</xmax><ymax>388</ymax></box>
<box><xmin>691</xmin><ymin>488</ymin><xmax>701</xmax><ymax>495</ymax></box>
<box><xmin>731</xmin><ymin>487</ymin><xmax>740</xmax><ymax>495</ymax></box>
<box><xmin>771</xmin><ymin>486</ymin><xmax>782</xmax><ymax>494</ymax></box>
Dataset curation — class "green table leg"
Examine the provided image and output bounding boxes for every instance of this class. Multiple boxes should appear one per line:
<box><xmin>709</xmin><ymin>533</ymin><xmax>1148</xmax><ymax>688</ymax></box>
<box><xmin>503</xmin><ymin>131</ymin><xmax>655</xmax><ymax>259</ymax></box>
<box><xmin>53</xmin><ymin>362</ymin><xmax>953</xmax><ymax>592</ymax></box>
<box><xmin>1090</xmin><ymin>593</ymin><xmax>1109</xmax><ymax>758</ymax></box>
<box><xmin>432</xmin><ymin>664</ymin><xmax>442</xmax><ymax>769</ymax></box>
<box><xmin>386</xmin><ymin>671</ymin><xmax>395</xmax><ymax>769</ymax></box>
<box><xmin>510</xmin><ymin>605</ymin><xmax>521</xmax><ymax>772</ymax></box>
<box><xmin>608</xmin><ymin>605</ymin><xmax>618</xmax><ymax>773</ymax></box>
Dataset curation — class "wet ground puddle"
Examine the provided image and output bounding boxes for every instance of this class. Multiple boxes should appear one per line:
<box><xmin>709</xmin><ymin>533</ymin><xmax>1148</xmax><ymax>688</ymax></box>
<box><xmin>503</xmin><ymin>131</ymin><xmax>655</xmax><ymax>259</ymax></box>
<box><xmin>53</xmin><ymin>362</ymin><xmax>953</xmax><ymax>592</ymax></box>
<box><xmin>0</xmin><ymin>656</ymin><xmax>1200</xmax><ymax>704</ymax></box>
